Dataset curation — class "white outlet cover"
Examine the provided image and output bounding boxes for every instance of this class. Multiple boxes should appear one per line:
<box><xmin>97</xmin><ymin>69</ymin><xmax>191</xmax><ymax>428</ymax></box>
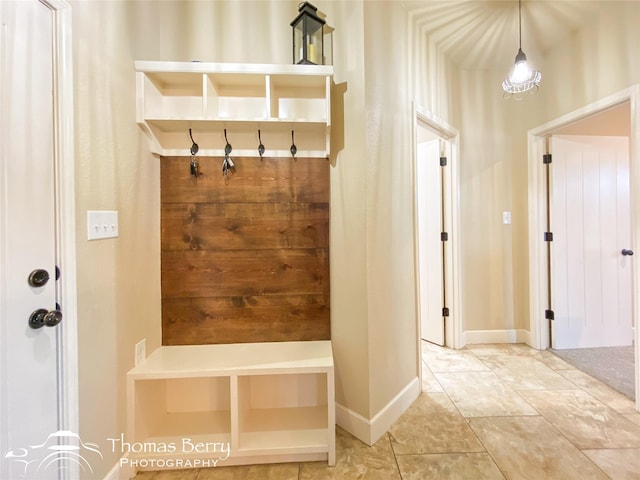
<box><xmin>135</xmin><ymin>339</ymin><xmax>146</xmax><ymax>367</ymax></box>
<box><xmin>502</xmin><ymin>211</ymin><xmax>512</xmax><ymax>225</ymax></box>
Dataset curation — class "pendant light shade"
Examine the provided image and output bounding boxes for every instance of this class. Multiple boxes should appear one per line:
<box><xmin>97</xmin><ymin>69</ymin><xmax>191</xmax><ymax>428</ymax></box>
<box><xmin>502</xmin><ymin>0</ymin><xmax>541</xmax><ymax>98</ymax></box>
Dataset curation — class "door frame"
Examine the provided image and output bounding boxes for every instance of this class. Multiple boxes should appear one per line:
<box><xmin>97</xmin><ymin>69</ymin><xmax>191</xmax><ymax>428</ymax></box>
<box><xmin>44</xmin><ymin>0</ymin><xmax>79</xmax><ymax>437</ymax></box>
<box><xmin>412</xmin><ymin>103</ymin><xmax>463</xmax><ymax>352</ymax></box>
<box><xmin>527</xmin><ymin>85</ymin><xmax>640</xmax><ymax>410</ymax></box>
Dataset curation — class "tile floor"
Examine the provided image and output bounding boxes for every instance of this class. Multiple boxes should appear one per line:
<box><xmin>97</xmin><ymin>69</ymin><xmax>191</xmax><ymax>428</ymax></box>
<box><xmin>135</xmin><ymin>342</ymin><xmax>640</xmax><ymax>480</ymax></box>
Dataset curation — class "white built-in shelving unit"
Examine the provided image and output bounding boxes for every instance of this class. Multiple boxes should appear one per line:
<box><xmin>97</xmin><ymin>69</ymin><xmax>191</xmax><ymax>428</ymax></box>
<box><xmin>126</xmin><ymin>340</ymin><xmax>335</xmax><ymax>470</ymax></box>
<box><xmin>135</xmin><ymin>61</ymin><xmax>333</xmax><ymax>158</ymax></box>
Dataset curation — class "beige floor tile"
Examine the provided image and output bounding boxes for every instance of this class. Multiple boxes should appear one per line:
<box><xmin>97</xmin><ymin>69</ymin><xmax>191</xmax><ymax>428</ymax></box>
<box><xmin>422</xmin><ymin>344</ymin><xmax>489</xmax><ymax>373</ymax></box>
<box><xmin>481</xmin><ymin>354</ymin><xmax>575</xmax><ymax>390</ymax></box>
<box><xmin>299</xmin><ymin>427</ymin><xmax>400</xmax><ymax>480</ymax></box>
<box><xmin>197</xmin><ymin>463</ymin><xmax>299</xmax><ymax>479</ymax></box>
<box><xmin>434</xmin><ymin>371</ymin><xmax>538</xmax><ymax>417</ymax></box>
<box><xmin>624</xmin><ymin>413</ymin><xmax>640</xmax><ymax>427</ymax></box>
<box><xmin>421</xmin><ymin>364</ymin><xmax>444</xmax><ymax>393</ymax></box>
<box><xmin>135</xmin><ymin>469</ymin><xmax>200</xmax><ymax>479</ymax></box>
<box><xmin>583</xmin><ymin>448</ymin><xmax>640</xmax><ymax>480</ymax></box>
<box><xmin>519</xmin><ymin>389</ymin><xmax>640</xmax><ymax>449</ymax></box>
<box><xmin>388</xmin><ymin>393</ymin><xmax>484</xmax><ymax>455</ymax></box>
<box><xmin>558</xmin><ymin>368</ymin><xmax>637</xmax><ymax>414</ymax></box>
<box><xmin>469</xmin><ymin>416</ymin><xmax>609</xmax><ymax>480</ymax></box>
<box><xmin>396</xmin><ymin>452</ymin><xmax>506</xmax><ymax>480</ymax></box>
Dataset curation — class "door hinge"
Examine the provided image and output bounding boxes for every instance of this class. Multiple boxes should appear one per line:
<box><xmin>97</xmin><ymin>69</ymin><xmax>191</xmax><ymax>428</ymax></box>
<box><xmin>544</xmin><ymin>232</ymin><xmax>553</xmax><ymax>242</ymax></box>
<box><xmin>442</xmin><ymin>307</ymin><xmax>450</xmax><ymax>317</ymax></box>
<box><xmin>441</xmin><ymin>232</ymin><xmax>448</xmax><ymax>242</ymax></box>
<box><xmin>440</xmin><ymin>156</ymin><xmax>447</xmax><ymax>167</ymax></box>
<box><xmin>543</xmin><ymin>153</ymin><xmax>552</xmax><ymax>164</ymax></box>
<box><xmin>545</xmin><ymin>309</ymin><xmax>555</xmax><ymax>320</ymax></box>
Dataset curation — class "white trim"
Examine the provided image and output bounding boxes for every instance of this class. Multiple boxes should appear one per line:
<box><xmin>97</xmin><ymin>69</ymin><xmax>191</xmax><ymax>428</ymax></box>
<box><xmin>463</xmin><ymin>329</ymin><xmax>531</xmax><ymax>345</ymax></box>
<box><xmin>527</xmin><ymin>130</ymin><xmax>548</xmax><ymax>350</ymax></box>
<box><xmin>335</xmin><ymin>403</ymin><xmax>372</xmax><ymax>445</ymax></box>
<box><xmin>335</xmin><ymin>377</ymin><xmax>420</xmax><ymax>446</ymax></box>
<box><xmin>412</xmin><ymin>104</ymin><xmax>463</xmax><ymax>350</ymax></box>
<box><xmin>46</xmin><ymin>0</ymin><xmax>79</xmax><ymax>438</ymax></box>
<box><xmin>527</xmin><ymin>85</ymin><xmax>640</xmax><ymax>412</ymax></box>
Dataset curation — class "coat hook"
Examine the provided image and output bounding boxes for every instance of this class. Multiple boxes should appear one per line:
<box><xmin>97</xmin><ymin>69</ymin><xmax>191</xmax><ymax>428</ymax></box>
<box><xmin>222</xmin><ymin>128</ymin><xmax>235</xmax><ymax>177</ymax></box>
<box><xmin>290</xmin><ymin>130</ymin><xmax>297</xmax><ymax>158</ymax></box>
<box><xmin>224</xmin><ymin>128</ymin><xmax>232</xmax><ymax>155</ymax></box>
<box><xmin>258</xmin><ymin>129</ymin><xmax>265</xmax><ymax>159</ymax></box>
<box><xmin>189</xmin><ymin>128</ymin><xmax>199</xmax><ymax>177</ymax></box>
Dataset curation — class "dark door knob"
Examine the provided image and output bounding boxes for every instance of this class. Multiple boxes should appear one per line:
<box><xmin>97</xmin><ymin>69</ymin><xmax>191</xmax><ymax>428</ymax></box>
<box><xmin>28</xmin><ymin>269</ymin><xmax>50</xmax><ymax>287</ymax></box>
<box><xmin>622</xmin><ymin>249</ymin><xmax>634</xmax><ymax>256</ymax></box>
<box><xmin>29</xmin><ymin>308</ymin><xmax>63</xmax><ymax>329</ymax></box>
<box><xmin>44</xmin><ymin>310</ymin><xmax>63</xmax><ymax>327</ymax></box>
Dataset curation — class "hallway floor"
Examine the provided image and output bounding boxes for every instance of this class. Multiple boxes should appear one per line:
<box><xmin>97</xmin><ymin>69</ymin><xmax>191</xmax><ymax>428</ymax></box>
<box><xmin>135</xmin><ymin>342</ymin><xmax>640</xmax><ymax>479</ymax></box>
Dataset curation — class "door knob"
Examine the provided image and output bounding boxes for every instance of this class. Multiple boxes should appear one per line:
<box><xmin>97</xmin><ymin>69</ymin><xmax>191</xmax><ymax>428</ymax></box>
<box><xmin>28</xmin><ymin>269</ymin><xmax>50</xmax><ymax>287</ymax></box>
<box><xmin>622</xmin><ymin>249</ymin><xmax>634</xmax><ymax>256</ymax></box>
<box><xmin>29</xmin><ymin>308</ymin><xmax>63</xmax><ymax>329</ymax></box>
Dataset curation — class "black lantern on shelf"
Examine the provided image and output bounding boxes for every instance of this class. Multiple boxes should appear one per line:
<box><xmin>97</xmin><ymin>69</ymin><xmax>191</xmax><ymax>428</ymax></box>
<box><xmin>291</xmin><ymin>2</ymin><xmax>325</xmax><ymax>65</ymax></box>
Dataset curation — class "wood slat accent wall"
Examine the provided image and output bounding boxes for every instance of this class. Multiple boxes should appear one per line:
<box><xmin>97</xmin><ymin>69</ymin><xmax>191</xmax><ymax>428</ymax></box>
<box><xmin>161</xmin><ymin>156</ymin><xmax>330</xmax><ymax>345</ymax></box>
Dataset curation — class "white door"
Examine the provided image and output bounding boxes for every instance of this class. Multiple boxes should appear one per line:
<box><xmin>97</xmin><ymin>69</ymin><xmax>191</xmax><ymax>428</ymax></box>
<box><xmin>0</xmin><ymin>1</ymin><xmax>61</xmax><ymax>478</ymax></box>
<box><xmin>416</xmin><ymin>135</ymin><xmax>446</xmax><ymax>346</ymax></box>
<box><xmin>551</xmin><ymin>134</ymin><xmax>633</xmax><ymax>349</ymax></box>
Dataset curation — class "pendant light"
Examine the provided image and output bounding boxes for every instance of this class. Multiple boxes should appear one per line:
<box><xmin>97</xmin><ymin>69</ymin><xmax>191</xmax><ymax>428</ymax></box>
<box><xmin>502</xmin><ymin>0</ymin><xmax>541</xmax><ymax>98</ymax></box>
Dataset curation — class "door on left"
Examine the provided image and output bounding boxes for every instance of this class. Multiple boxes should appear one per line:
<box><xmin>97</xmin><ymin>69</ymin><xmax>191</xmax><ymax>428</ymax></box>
<box><xmin>1</xmin><ymin>1</ymin><xmax>61</xmax><ymax>479</ymax></box>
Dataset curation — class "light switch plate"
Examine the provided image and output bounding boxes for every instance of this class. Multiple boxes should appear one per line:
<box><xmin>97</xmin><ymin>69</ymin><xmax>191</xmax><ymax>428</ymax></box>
<box><xmin>502</xmin><ymin>211</ymin><xmax>512</xmax><ymax>225</ymax></box>
<box><xmin>87</xmin><ymin>210</ymin><xmax>118</xmax><ymax>240</ymax></box>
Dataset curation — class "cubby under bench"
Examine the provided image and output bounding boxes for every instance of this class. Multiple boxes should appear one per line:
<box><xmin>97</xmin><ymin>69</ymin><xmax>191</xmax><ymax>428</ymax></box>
<box><xmin>126</xmin><ymin>340</ymin><xmax>335</xmax><ymax>472</ymax></box>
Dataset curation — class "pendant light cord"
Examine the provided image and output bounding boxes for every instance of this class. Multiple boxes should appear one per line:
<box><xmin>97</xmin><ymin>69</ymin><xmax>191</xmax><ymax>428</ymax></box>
<box><xmin>518</xmin><ymin>0</ymin><xmax>522</xmax><ymax>50</ymax></box>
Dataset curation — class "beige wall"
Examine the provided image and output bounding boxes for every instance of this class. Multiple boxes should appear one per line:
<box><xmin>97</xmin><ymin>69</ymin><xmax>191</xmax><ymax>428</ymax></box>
<box><xmin>72</xmin><ymin>1</ymin><xmax>161</xmax><ymax>477</ymax></box>
<box><xmin>539</xmin><ymin>2</ymin><xmax>640</xmax><ymax>120</ymax></box>
<box><xmin>451</xmin><ymin>69</ymin><xmax>542</xmax><ymax>333</ymax></box>
<box><xmin>323</xmin><ymin>0</ymin><xmax>372</xmax><ymax>419</ymax></box>
<box><xmin>363</xmin><ymin>1</ymin><xmax>418</xmax><ymax>416</ymax></box>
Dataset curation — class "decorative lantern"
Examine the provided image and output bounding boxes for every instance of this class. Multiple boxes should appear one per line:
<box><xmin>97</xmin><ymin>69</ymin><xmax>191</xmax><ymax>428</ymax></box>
<box><xmin>291</xmin><ymin>2</ymin><xmax>325</xmax><ymax>65</ymax></box>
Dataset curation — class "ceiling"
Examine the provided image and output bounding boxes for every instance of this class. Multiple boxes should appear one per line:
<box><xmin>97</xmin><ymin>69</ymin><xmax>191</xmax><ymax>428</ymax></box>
<box><xmin>403</xmin><ymin>0</ymin><xmax>614</xmax><ymax>70</ymax></box>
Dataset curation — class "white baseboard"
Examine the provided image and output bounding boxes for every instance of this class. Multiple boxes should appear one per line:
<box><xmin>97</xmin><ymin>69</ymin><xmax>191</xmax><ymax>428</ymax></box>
<box><xmin>335</xmin><ymin>377</ymin><xmax>420</xmax><ymax>446</ymax></box>
<box><xmin>103</xmin><ymin>454</ymin><xmax>135</xmax><ymax>480</ymax></box>
<box><xmin>463</xmin><ymin>329</ymin><xmax>531</xmax><ymax>346</ymax></box>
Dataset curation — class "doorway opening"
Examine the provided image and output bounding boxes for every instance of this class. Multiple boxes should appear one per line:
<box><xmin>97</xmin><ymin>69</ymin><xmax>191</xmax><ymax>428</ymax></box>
<box><xmin>412</xmin><ymin>104</ymin><xmax>463</xmax><ymax>388</ymax></box>
<box><xmin>528</xmin><ymin>86</ymin><xmax>640</xmax><ymax>409</ymax></box>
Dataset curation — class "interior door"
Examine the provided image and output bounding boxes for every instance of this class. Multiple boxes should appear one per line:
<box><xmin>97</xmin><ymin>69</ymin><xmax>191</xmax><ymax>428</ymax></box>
<box><xmin>416</xmin><ymin>133</ymin><xmax>446</xmax><ymax>346</ymax></box>
<box><xmin>550</xmin><ymin>134</ymin><xmax>633</xmax><ymax>349</ymax></box>
<box><xmin>0</xmin><ymin>1</ymin><xmax>61</xmax><ymax>478</ymax></box>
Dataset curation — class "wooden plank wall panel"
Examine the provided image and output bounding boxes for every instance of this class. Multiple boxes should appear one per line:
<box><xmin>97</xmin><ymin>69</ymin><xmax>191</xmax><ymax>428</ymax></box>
<box><xmin>162</xmin><ymin>249</ymin><xmax>329</xmax><ymax>297</ymax></box>
<box><xmin>161</xmin><ymin>157</ymin><xmax>329</xmax><ymax>203</ymax></box>
<box><xmin>161</xmin><ymin>156</ymin><xmax>330</xmax><ymax>345</ymax></box>
<box><xmin>162</xmin><ymin>295</ymin><xmax>330</xmax><ymax>345</ymax></box>
<box><xmin>162</xmin><ymin>203</ymin><xmax>329</xmax><ymax>251</ymax></box>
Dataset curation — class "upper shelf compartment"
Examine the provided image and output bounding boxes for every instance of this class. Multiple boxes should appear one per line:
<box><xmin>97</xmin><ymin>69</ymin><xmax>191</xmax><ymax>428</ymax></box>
<box><xmin>135</xmin><ymin>61</ymin><xmax>333</xmax><ymax>158</ymax></box>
